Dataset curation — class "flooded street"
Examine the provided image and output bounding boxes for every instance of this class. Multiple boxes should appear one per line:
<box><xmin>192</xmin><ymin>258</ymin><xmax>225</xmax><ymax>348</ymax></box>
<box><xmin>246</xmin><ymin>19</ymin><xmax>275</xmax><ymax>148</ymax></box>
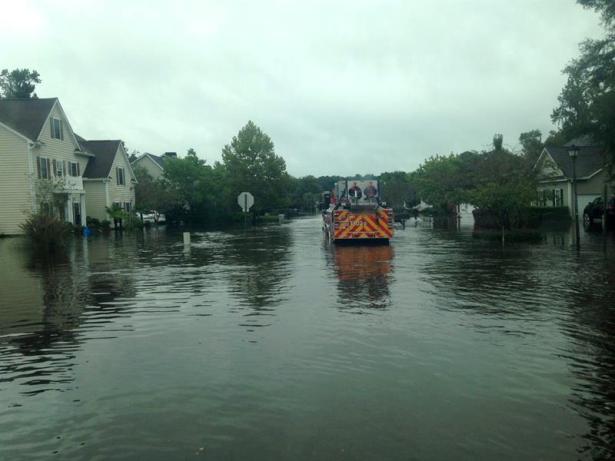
<box><xmin>1</xmin><ymin>216</ymin><xmax>615</xmax><ymax>460</ymax></box>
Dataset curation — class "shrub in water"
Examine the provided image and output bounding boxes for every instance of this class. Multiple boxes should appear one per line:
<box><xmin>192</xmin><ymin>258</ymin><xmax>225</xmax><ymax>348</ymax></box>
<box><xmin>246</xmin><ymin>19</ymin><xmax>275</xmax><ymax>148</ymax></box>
<box><xmin>20</xmin><ymin>213</ymin><xmax>71</xmax><ymax>252</ymax></box>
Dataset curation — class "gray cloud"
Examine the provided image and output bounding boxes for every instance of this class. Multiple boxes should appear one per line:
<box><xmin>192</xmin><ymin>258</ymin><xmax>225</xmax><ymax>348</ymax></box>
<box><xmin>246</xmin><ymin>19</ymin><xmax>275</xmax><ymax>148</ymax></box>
<box><xmin>0</xmin><ymin>0</ymin><xmax>603</xmax><ymax>176</ymax></box>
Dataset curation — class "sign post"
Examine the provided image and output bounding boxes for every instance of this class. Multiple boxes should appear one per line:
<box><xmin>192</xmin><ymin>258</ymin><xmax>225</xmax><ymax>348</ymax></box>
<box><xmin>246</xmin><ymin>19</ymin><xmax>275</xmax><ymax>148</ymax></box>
<box><xmin>237</xmin><ymin>192</ymin><xmax>255</xmax><ymax>227</ymax></box>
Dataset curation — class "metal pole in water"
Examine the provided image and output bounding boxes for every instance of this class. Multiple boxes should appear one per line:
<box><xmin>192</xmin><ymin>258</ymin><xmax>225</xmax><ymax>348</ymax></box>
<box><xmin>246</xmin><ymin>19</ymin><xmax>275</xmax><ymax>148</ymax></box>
<box><xmin>183</xmin><ymin>232</ymin><xmax>191</xmax><ymax>246</ymax></box>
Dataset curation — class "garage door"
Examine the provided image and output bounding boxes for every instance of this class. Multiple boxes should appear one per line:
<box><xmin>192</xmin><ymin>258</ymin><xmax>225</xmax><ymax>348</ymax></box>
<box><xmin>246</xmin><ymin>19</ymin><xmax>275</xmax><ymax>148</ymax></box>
<box><xmin>577</xmin><ymin>194</ymin><xmax>600</xmax><ymax>215</ymax></box>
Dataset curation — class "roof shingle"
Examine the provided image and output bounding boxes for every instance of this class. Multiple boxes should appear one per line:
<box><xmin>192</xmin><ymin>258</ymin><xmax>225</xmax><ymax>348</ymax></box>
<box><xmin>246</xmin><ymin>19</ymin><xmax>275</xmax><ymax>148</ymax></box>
<box><xmin>0</xmin><ymin>98</ymin><xmax>57</xmax><ymax>140</ymax></box>
<box><xmin>81</xmin><ymin>140</ymin><xmax>122</xmax><ymax>178</ymax></box>
<box><xmin>544</xmin><ymin>145</ymin><xmax>606</xmax><ymax>179</ymax></box>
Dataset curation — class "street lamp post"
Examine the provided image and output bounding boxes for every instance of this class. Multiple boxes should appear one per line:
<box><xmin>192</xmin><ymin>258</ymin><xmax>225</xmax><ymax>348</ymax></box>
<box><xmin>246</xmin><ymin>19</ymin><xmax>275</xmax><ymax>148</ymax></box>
<box><xmin>568</xmin><ymin>145</ymin><xmax>580</xmax><ymax>250</ymax></box>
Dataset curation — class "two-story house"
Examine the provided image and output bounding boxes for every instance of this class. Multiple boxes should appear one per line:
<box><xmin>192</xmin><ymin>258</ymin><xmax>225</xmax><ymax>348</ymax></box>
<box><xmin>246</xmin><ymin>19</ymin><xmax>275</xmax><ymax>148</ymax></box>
<box><xmin>0</xmin><ymin>98</ymin><xmax>92</xmax><ymax>235</ymax></box>
<box><xmin>131</xmin><ymin>152</ymin><xmax>176</xmax><ymax>180</ymax></box>
<box><xmin>80</xmin><ymin>138</ymin><xmax>136</xmax><ymax>222</ymax></box>
<box><xmin>0</xmin><ymin>97</ymin><xmax>136</xmax><ymax>235</ymax></box>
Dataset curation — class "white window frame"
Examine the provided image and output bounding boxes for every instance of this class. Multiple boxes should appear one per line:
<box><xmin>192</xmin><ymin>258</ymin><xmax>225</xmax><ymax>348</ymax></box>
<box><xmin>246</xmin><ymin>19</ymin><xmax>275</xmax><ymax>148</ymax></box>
<box><xmin>116</xmin><ymin>167</ymin><xmax>125</xmax><ymax>186</ymax></box>
<box><xmin>68</xmin><ymin>161</ymin><xmax>80</xmax><ymax>177</ymax></box>
<box><xmin>50</xmin><ymin>117</ymin><xmax>64</xmax><ymax>140</ymax></box>
<box><xmin>53</xmin><ymin>159</ymin><xmax>66</xmax><ymax>177</ymax></box>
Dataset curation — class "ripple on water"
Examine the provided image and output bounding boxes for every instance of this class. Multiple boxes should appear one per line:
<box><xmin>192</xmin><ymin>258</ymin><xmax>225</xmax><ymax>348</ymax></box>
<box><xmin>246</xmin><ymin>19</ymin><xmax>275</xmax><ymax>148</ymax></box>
<box><xmin>1</xmin><ymin>222</ymin><xmax>615</xmax><ymax>459</ymax></box>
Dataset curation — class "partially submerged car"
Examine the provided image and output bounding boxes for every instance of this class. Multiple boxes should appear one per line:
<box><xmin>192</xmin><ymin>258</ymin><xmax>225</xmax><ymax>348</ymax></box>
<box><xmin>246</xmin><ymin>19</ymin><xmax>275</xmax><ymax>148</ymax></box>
<box><xmin>583</xmin><ymin>196</ymin><xmax>615</xmax><ymax>230</ymax></box>
<box><xmin>140</xmin><ymin>210</ymin><xmax>166</xmax><ymax>224</ymax></box>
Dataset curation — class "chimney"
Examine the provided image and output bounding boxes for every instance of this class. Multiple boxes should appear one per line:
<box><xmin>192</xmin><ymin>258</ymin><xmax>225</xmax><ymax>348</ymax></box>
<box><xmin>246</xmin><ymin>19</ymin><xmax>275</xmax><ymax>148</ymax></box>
<box><xmin>163</xmin><ymin>152</ymin><xmax>177</xmax><ymax>158</ymax></box>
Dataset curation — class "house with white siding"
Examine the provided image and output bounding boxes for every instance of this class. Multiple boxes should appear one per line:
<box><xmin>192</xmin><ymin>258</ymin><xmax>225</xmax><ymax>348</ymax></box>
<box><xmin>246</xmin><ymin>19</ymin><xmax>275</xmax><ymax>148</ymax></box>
<box><xmin>80</xmin><ymin>138</ymin><xmax>136</xmax><ymax>222</ymax></box>
<box><xmin>0</xmin><ymin>97</ymin><xmax>136</xmax><ymax>235</ymax></box>
<box><xmin>534</xmin><ymin>139</ymin><xmax>612</xmax><ymax>216</ymax></box>
<box><xmin>131</xmin><ymin>152</ymin><xmax>176</xmax><ymax>180</ymax></box>
<box><xmin>0</xmin><ymin>98</ymin><xmax>93</xmax><ymax>235</ymax></box>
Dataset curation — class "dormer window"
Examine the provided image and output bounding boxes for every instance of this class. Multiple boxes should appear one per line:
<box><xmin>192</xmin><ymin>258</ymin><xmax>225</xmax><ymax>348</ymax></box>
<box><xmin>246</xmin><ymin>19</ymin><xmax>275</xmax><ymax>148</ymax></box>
<box><xmin>50</xmin><ymin>117</ymin><xmax>64</xmax><ymax>140</ymax></box>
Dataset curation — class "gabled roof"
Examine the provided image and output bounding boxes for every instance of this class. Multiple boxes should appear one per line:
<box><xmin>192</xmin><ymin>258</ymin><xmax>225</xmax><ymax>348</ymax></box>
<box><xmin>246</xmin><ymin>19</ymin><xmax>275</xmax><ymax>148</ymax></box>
<box><xmin>541</xmin><ymin>145</ymin><xmax>606</xmax><ymax>179</ymax></box>
<box><xmin>81</xmin><ymin>140</ymin><xmax>122</xmax><ymax>178</ymax></box>
<box><xmin>134</xmin><ymin>152</ymin><xmax>165</xmax><ymax>169</ymax></box>
<box><xmin>0</xmin><ymin>98</ymin><xmax>57</xmax><ymax>141</ymax></box>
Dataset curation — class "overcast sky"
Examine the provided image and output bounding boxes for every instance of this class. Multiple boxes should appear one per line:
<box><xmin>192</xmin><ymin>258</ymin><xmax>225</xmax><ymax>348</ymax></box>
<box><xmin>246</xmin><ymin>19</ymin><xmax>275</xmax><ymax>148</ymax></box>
<box><xmin>1</xmin><ymin>0</ymin><xmax>604</xmax><ymax>176</ymax></box>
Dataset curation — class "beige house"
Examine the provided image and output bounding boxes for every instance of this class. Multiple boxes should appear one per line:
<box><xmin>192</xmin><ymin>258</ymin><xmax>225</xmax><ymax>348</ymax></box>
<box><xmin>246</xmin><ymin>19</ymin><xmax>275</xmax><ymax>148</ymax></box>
<box><xmin>80</xmin><ymin>138</ymin><xmax>136</xmax><ymax>222</ymax></box>
<box><xmin>534</xmin><ymin>140</ymin><xmax>612</xmax><ymax>217</ymax></box>
<box><xmin>131</xmin><ymin>152</ymin><xmax>176</xmax><ymax>180</ymax></box>
<box><xmin>0</xmin><ymin>98</ymin><xmax>93</xmax><ymax>235</ymax></box>
<box><xmin>0</xmin><ymin>97</ymin><xmax>136</xmax><ymax>235</ymax></box>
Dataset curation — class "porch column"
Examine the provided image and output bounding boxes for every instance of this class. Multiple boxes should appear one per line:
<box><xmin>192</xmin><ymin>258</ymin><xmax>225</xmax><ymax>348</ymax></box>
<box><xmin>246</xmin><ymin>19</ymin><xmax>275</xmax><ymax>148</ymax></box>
<box><xmin>67</xmin><ymin>196</ymin><xmax>74</xmax><ymax>224</ymax></box>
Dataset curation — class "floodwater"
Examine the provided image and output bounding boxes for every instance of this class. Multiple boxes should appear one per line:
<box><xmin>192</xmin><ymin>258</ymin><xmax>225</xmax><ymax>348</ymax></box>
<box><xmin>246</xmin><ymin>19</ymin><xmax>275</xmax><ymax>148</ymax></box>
<box><xmin>1</xmin><ymin>217</ymin><xmax>614</xmax><ymax>461</ymax></box>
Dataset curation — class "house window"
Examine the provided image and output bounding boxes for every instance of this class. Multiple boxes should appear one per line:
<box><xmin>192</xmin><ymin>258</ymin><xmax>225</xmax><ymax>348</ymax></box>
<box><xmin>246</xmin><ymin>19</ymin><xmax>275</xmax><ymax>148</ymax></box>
<box><xmin>555</xmin><ymin>189</ymin><xmax>564</xmax><ymax>207</ymax></box>
<box><xmin>552</xmin><ymin>189</ymin><xmax>557</xmax><ymax>207</ymax></box>
<box><xmin>50</xmin><ymin>118</ymin><xmax>64</xmax><ymax>140</ymax></box>
<box><xmin>68</xmin><ymin>161</ymin><xmax>80</xmax><ymax>177</ymax></box>
<box><xmin>53</xmin><ymin>159</ymin><xmax>65</xmax><ymax>177</ymax></box>
<box><xmin>37</xmin><ymin>157</ymin><xmax>51</xmax><ymax>179</ymax></box>
<box><xmin>124</xmin><ymin>202</ymin><xmax>131</xmax><ymax>213</ymax></box>
<box><xmin>116</xmin><ymin>167</ymin><xmax>125</xmax><ymax>186</ymax></box>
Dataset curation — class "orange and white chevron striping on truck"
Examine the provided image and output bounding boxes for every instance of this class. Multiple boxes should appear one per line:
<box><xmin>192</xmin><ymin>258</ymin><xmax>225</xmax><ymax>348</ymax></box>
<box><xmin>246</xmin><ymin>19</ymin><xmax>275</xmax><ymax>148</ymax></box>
<box><xmin>322</xmin><ymin>179</ymin><xmax>394</xmax><ymax>244</ymax></box>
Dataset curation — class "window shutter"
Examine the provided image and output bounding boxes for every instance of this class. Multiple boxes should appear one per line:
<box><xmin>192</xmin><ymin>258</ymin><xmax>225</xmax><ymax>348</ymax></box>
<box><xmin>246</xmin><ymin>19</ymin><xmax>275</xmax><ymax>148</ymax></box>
<box><xmin>47</xmin><ymin>159</ymin><xmax>51</xmax><ymax>178</ymax></box>
<box><xmin>52</xmin><ymin>159</ymin><xmax>57</xmax><ymax>177</ymax></box>
<box><xmin>36</xmin><ymin>157</ymin><xmax>41</xmax><ymax>178</ymax></box>
<box><xmin>116</xmin><ymin>167</ymin><xmax>119</xmax><ymax>185</ymax></box>
<box><xmin>77</xmin><ymin>162</ymin><xmax>80</xmax><ymax>176</ymax></box>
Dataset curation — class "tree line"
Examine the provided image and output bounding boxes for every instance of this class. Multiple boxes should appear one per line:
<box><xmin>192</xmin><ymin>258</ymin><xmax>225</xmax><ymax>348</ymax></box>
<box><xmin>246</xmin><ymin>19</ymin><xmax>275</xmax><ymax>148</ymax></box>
<box><xmin>133</xmin><ymin>121</ymin><xmax>347</xmax><ymax>225</ymax></box>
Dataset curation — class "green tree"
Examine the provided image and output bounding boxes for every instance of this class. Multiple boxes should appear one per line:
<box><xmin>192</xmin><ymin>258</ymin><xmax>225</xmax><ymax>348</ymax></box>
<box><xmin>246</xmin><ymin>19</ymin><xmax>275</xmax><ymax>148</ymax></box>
<box><xmin>379</xmin><ymin>171</ymin><xmax>417</xmax><ymax>209</ymax></box>
<box><xmin>410</xmin><ymin>152</ymin><xmax>477</xmax><ymax>212</ymax></box>
<box><xmin>0</xmin><ymin>68</ymin><xmax>41</xmax><ymax>98</ymax></box>
<box><xmin>162</xmin><ymin>148</ymin><xmax>220</xmax><ymax>224</ymax></box>
<box><xmin>470</xmin><ymin>146</ymin><xmax>537</xmax><ymax>241</ymax></box>
<box><xmin>552</xmin><ymin>1</ymin><xmax>615</xmax><ymax>167</ymax></box>
<box><xmin>221</xmin><ymin>121</ymin><xmax>290</xmax><ymax>213</ymax></box>
<box><xmin>519</xmin><ymin>130</ymin><xmax>544</xmax><ymax>166</ymax></box>
<box><xmin>578</xmin><ymin>0</ymin><xmax>615</xmax><ymax>25</ymax></box>
<box><xmin>133</xmin><ymin>166</ymin><xmax>177</xmax><ymax>214</ymax></box>
<box><xmin>289</xmin><ymin>175</ymin><xmax>322</xmax><ymax>211</ymax></box>
<box><xmin>493</xmin><ymin>133</ymin><xmax>504</xmax><ymax>151</ymax></box>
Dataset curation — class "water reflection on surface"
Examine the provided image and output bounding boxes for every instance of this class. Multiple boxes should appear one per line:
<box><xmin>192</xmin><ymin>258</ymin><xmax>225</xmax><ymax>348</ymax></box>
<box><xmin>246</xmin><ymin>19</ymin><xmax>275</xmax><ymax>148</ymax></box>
<box><xmin>326</xmin><ymin>245</ymin><xmax>393</xmax><ymax>311</ymax></box>
<box><xmin>1</xmin><ymin>219</ymin><xmax>615</xmax><ymax>460</ymax></box>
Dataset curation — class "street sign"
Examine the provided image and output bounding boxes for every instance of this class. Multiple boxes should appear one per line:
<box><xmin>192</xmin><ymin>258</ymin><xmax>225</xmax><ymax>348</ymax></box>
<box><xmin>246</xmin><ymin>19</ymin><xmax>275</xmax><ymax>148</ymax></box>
<box><xmin>237</xmin><ymin>192</ymin><xmax>254</xmax><ymax>212</ymax></box>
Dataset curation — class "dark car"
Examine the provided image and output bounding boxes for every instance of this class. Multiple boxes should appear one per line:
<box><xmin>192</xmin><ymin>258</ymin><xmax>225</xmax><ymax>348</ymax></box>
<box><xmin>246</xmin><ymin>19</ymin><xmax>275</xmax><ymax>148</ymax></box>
<box><xmin>583</xmin><ymin>196</ymin><xmax>615</xmax><ymax>230</ymax></box>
